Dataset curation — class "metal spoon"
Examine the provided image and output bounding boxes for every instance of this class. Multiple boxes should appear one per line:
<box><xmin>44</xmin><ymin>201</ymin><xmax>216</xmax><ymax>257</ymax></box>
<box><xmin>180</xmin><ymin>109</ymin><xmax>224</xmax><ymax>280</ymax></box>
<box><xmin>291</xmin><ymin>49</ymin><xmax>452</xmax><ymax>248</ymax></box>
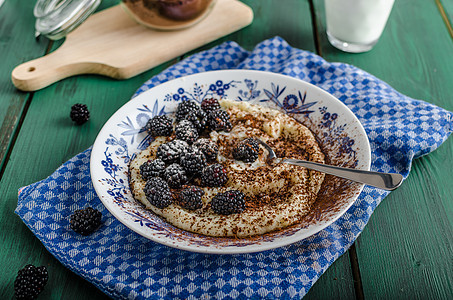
<box><xmin>257</xmin><ymin>139</ymin><xmax>403</xmax><ymax>191</ymax></box>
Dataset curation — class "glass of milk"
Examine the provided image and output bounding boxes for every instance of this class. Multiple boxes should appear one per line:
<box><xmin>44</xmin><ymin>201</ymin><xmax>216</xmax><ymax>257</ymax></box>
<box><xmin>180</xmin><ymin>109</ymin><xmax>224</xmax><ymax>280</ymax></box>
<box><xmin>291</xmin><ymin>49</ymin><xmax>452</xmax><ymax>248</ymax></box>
<box><xmin>324</xmin><ymin>0</ymin><xmax>395</xmax><ymax>53</ymax></box>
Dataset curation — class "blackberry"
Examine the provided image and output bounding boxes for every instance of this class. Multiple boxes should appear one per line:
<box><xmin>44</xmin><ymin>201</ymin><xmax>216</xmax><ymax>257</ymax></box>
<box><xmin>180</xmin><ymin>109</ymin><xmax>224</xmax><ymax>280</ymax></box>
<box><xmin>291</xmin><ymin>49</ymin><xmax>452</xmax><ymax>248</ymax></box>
<box><xmin>178</xmin><ymin>185</ymin><xmax>204</xmax><ymax>210</ymax></box>
<box><xmin>144</xmin><ymin>177</ymin><xmax>172</xmax><ymax>208</ymax></box>
<box><xmin>207</xmin><ymin>110</ymin><xmax>232</xmax><ymax>132</ymax></box>
<box><xmin>139</xmin><ymin>159</ymin><xmax>165</xmax><ymax>180</ymax></box>
<box><xmin>201</xmin><ymin>98</ymin><xmax>221</xmax><ymax>113</ymax></box>
<box><xmin>70</xmin><ymin>207</ymin><xmax>102</xmax><ymax>235</ymax></box>
<box><xmin>211</xmin><ymin>190</ymin><xmax>245</xmax><ymax>215</ymax></box>
<box><xmin>163</xmin><ymin>163</ymin><xmax>188</xmax><ymax>188</ymax></box>
<box><xmin>14</xmin><ymin>264</ymin><xmax>49</xmax><ymax>300</ymax></box>
<box><xmin>145</xmin><ymin>115</ymin><xmax>173</xmax><ymax>137</ymax></box>
<box><xmin>180</xmin><ymin>149</ymin><xmax>207</xmax><ymax>175</ymax></box>
<box><xmin>70</xmin><ymin>103</ymin><xmax>90</xmax><ymax>125</ymax></box>
<box><xmin>175</xmin><ymin>100</ymin><xmax>200</xmax><ymax>121</ymax></box>
<box><xmin>193</xmin><ymin>138</ymin><xmax>219</xmax><ymax>162</ymax></box>
<box><xmin>156</xmin><ymin>139</ymin><xmax>190</xmax><ymax>164</ymax></box>
<box><xmin>175</xmin><ymin>120</ymin><xmax>199</xmax><ymax>144</ymax></box>
<box><xmin>242</xmin><ymin>138</ymin><xmax>260</xmax><ymax>152</ymax></box>
<box><xmin>233</xmin><ymin>138</ymin><xmax>261</xmax><ymax>163</ymax></box>
<box><xmin>184</xmin><ymin>109</ymin><xmax>207</xmax><ymax>133</ymax></box>
<box><xmin>201</xmin><ymin>163</ymin><xmax>228</xmax><ymax>187</ymax></box>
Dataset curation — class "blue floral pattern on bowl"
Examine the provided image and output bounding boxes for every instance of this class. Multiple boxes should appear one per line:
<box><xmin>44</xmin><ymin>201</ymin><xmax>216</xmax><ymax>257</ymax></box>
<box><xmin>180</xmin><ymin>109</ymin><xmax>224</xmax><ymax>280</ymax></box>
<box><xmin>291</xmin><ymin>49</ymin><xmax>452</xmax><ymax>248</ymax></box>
<box><xmin>90</xmin><ymin>70</ymin><xmax>370</xmax><ymax>254</ymax></box>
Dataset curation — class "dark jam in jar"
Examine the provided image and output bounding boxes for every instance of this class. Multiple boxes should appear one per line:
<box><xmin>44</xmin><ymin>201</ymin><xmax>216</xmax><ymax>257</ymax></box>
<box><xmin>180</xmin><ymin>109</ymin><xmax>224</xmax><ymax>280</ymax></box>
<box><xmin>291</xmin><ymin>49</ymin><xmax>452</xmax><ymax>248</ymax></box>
<box><xmin>122</xmin><ymin>0</ymin><xmax>216</xmax><ymax>30</ymax></box>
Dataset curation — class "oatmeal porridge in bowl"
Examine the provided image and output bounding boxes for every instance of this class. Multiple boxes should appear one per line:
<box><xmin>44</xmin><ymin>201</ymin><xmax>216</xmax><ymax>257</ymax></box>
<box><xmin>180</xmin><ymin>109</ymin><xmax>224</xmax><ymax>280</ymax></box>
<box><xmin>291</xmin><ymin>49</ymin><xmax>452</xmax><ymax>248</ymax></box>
<box><xmin>90</xmin><ymin>70</ymin><xmax>371</xmax><ymax>254</ymax></box>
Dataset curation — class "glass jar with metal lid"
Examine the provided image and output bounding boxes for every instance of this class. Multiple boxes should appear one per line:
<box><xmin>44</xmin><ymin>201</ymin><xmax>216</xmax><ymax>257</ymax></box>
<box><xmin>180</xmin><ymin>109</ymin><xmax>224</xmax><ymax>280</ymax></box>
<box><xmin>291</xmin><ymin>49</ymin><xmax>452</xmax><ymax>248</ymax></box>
<box><xmin>34</xmin><ymin>0</ymin><xmax>102</xmax><ymax>40</ymax></box>
<box><xmin>121</xmin><ymin>0</ymin><xmax>217</xmax><ymax>30</ymax></box>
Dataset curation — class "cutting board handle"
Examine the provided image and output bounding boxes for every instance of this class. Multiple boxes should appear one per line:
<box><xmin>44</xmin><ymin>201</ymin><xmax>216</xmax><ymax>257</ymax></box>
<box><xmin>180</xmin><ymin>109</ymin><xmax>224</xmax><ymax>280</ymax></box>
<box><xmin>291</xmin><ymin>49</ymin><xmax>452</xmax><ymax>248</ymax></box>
<box><xmin>12</xmin><ymin>53</ymin><xmax>117</xmax><ymax>92</ymax></box>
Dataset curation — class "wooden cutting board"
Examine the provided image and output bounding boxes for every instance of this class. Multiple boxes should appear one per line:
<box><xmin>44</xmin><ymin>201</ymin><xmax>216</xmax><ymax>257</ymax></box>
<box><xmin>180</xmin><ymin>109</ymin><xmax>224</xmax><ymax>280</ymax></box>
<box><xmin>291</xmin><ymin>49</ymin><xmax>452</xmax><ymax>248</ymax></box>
<box><xmin>11</xmin><ymin>0</ymin><xmax>253</xmax><ymax>92</ymax></box>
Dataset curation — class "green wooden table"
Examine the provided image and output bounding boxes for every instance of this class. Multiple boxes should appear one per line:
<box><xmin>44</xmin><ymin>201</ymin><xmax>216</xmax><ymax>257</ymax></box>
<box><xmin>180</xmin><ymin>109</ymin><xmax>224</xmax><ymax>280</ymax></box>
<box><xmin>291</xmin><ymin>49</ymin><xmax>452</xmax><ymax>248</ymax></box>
<box><xmin>1</xmin><ymin>0</ymin><xmax>452</xmax><ymax>299</ymax></box>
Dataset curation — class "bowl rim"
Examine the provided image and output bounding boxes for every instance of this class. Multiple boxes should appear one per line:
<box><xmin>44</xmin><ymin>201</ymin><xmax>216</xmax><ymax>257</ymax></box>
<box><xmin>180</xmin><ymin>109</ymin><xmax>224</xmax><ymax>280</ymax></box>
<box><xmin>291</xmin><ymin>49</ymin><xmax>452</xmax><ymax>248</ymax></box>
<box><xmin>90</xmin><ymin>69</ymin><xmax>372</xmax><ymax>254</ymax></box>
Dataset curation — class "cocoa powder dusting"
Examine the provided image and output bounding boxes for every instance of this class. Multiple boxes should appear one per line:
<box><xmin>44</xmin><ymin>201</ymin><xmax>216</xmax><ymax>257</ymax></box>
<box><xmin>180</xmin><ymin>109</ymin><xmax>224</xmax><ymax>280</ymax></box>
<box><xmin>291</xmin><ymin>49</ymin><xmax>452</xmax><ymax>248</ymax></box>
<box><xmin>129</xmin><ymin>100</ymin><xmax>363</xmax><ymax>239</ymax></box>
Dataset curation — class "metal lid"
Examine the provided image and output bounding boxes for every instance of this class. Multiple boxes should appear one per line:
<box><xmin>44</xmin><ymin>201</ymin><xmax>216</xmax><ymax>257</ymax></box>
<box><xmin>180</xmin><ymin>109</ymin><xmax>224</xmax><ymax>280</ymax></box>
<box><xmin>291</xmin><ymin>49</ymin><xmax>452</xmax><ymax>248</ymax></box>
<box><xmin>34</xmin><ymin>0</ymin><xmax>101</xmax><ymax>40</ymax></box>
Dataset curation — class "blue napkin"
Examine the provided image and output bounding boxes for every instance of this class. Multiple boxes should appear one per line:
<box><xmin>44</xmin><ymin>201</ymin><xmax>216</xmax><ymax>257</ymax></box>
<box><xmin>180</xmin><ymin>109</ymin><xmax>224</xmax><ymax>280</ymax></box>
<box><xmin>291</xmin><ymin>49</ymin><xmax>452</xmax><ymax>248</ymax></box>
<box><xmin>16</xmin><ymin>37</ymin><xmax>453</xmax><ymax>299</ymax></box>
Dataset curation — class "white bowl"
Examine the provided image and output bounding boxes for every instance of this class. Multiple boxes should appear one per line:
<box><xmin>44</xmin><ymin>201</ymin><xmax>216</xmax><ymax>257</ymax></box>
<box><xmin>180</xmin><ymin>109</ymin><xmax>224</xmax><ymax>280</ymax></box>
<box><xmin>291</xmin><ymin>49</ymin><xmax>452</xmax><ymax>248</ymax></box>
<box><xmin>90</xmin><ymin>70</ymin><xmax>371</xmax><ymax>254</ymax></box>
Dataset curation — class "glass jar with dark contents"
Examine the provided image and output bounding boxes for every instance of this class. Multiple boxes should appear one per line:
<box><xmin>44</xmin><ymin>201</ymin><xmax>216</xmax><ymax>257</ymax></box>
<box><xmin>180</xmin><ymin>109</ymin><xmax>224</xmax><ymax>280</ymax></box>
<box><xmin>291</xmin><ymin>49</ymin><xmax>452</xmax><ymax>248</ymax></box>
<box><xmin>121</xmin><ymin>0</ymin><xmax>217</xmax><ymax>30</ymax></box>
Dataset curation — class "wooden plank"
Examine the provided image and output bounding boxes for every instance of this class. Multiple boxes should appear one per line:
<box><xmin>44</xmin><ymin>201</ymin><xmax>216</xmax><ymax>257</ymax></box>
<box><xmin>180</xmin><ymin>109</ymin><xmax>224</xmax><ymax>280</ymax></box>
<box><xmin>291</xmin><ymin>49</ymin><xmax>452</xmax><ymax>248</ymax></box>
<box><xmin>0</xmin><ymin>0</ymin><xmax>49</xmax><ymax>170</ymax></box>
<box><xmin>185</xmin><ymin>0</ymin><xmax>317</xmax><ymax>52</ymax></box>
<box><xmin>313</xmin><ymin>0</ymin><xmax>453</xmax><ymax>298</ymax></box>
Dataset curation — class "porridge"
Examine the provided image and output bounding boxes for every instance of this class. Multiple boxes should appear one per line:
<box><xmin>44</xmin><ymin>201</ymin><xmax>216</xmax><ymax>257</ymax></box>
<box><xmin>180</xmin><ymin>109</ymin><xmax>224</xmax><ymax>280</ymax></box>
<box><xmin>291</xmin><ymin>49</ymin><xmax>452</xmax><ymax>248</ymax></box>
<box><xmin>129</xmin><ymin>99</ymin><xmax>325</xmax><ymax>237</ymax></box>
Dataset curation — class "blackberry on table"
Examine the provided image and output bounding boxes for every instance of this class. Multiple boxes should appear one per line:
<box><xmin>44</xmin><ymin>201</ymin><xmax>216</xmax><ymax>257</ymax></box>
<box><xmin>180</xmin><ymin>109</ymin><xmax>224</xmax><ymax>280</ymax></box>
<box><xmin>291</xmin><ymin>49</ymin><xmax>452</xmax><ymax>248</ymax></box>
<box><xmin>201</xmin><ymin>98</ymin><xmax>221</xmax><ymax>113</ymax></box>
<box><xmin>178</xmin><ymin>185</ymin><xmax>204</xmax><ymax>210</ymax></box>
<box><xmin>145</xmin><ymin>115</ymin><xmax>173</xmax><ymax>137</ymax></box>
<box><xmin>175</xmin><ymin>120</ymin><xmax>199</xmax><ymax>144</ymax></box>
<box><xmin>70</xmin><ymin>103</ymin><xmax>90</xmax><ymax>125</ymax></box>
<box><xmin>211</xmin><ymin>190</ymin><xmax>245</xmax><ymax>215</ymax></box>
<box><xmin>207</xmin><ymin>109</ymin><xmax>232</xmax><ymax>132</ymax></box>
<box><xmin>233</xmin><ymin>138</ymin><xmax>261</xmax><ymax>163</ymax></box>
<box><xmin>70</xmin><ymin>207</ymin><xmax>102</xmax><ymax>235</ymax></box>
<box><xmin>156</xmin><ymin>139</ymin><xmax>190</xmax><ymax>164</ymax></box>
<box><xmin>144</xmin><ymin>177</ymin><xmax>172</xmax><ymax>208</ymax></box>
<box><xmin>139</xmin><ymin>159</ymin><xmax>166</xmax><ymax>180</ymax></box>
<box><xmin>163</xmin><ymin>163</ymin><xmax>188</xmax><ymax>188</ymax></box>
<box><xmin>193</xmin><ymin>138</ymin><xmax>219</xmax><ymax>162</ymax></box>
<box><xmin>175</xmin><ymin>100</ymin><xmax>201</xmax><ymax>121</ymax></box>
<box><xmin>183</xmin><ymin>109</ymin><xmax>207</xmax><ymax>133</ymax></box>
<box><xmin>180</xmin><ymin>149</ymin><xmax>207</xmax><ymax>175</ymax></box>
<box><xmin>201</xmin><ymin>163</ymin><xmax>228</xmax><ymax>187</ymax></box>
<box><xmin>14</xmin><ymin>264</ymin><xmax>49</xmax><ymax>300</ymax></box>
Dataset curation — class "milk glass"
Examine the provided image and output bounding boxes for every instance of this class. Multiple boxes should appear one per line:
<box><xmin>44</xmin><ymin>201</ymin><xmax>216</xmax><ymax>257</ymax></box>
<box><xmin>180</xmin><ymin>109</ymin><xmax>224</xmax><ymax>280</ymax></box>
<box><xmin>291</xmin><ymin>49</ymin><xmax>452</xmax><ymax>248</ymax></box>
<box><xmin>324</xmin><ymin>0</ymin><xmax>395</xmax><ymax>53</ymax></box>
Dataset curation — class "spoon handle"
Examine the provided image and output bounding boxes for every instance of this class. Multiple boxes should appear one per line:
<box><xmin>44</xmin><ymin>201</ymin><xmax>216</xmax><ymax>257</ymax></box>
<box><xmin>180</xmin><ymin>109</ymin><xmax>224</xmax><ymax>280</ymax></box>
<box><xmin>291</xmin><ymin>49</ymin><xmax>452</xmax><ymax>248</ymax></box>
<box><xmin>282</xmin><ymin>159</ymin><xmax>403</xmax><ymax>191</ymax></box>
